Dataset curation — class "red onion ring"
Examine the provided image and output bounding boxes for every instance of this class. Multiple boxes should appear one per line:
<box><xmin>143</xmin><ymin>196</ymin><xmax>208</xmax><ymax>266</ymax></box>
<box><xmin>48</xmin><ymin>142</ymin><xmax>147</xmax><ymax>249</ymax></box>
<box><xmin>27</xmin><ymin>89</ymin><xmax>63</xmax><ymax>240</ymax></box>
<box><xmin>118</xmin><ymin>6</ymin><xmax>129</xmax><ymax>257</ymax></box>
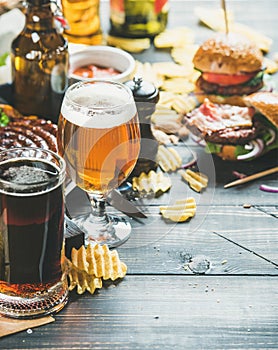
<box><xmin>266</xmin><ymin>128</ymin><xmax>276</xmax><ymax>146</ymax></box>
<box><xmin>259</xmin><ymin>184</ymin><xmax>278</xmax><ymax>193</ymax></box>
<box><xmin>237</xmin><ymin>139</ymin><xmax>264</xmax><ymax>160</ymax></box>
<box><xmin>181</xmin><ymin>151</ymin><xmax>198</xmax><ymax>169</ymax></box>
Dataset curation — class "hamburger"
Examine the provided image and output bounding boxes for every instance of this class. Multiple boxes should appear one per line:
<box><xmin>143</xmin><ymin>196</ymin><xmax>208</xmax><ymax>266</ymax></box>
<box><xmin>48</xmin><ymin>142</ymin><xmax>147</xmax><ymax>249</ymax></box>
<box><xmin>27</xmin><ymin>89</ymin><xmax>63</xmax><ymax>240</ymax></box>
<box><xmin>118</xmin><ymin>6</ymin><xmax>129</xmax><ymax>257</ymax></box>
<box><xmin>183</xmin><ymin>92</ymin><xmax>278</xmax><ymax>161</ymax></box>
<box><xmin>193</xmin><ymin>33</ymin><xmax>265</xmax><ymax>106</ymax></box>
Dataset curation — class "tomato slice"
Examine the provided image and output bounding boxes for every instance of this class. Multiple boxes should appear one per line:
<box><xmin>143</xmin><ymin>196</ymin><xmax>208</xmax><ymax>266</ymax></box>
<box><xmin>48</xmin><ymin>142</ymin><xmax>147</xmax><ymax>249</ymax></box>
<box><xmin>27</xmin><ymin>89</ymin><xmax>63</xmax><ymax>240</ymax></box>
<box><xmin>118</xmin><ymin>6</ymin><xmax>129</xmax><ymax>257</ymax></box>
<box><xmin>202</xmin><ymin>72</ymin><xmax>256</xmax><ymax>86</ymax></box>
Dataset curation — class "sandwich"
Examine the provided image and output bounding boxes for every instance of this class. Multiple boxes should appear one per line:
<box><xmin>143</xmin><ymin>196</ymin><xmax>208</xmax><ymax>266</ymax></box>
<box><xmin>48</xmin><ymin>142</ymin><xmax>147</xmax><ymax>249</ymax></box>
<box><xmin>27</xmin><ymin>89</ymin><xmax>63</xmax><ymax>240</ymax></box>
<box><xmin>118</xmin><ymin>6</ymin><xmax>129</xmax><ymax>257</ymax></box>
<box><xmin>193</xmin><ymin>32</ymin><xmax>265</xmax><ymax>106</ymax></box>
<box><xmin>183</xmin><ymin>92</ymin><xmax>278</xmax><ymax>161</ymax></box>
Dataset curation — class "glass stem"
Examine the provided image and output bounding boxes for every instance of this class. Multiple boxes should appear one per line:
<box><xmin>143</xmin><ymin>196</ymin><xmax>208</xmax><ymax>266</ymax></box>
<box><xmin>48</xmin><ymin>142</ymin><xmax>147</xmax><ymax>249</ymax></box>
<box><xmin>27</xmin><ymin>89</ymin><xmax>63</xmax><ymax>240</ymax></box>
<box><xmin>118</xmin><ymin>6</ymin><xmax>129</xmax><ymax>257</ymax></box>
<box><xmin>90</xmin><ymin>195</ymin><xmax>108</xmax><ymax>223</ymax></box>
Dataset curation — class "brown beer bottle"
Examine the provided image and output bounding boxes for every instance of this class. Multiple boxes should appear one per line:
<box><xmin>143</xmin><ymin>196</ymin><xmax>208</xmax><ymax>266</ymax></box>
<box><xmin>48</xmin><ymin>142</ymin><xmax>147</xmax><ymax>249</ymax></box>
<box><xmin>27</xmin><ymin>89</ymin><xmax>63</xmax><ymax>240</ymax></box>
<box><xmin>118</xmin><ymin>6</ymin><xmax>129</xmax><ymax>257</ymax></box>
<box><xmin>11</xmin><ymin>0</ymin><xmax>69</xmax><ymax>123</ymax></box>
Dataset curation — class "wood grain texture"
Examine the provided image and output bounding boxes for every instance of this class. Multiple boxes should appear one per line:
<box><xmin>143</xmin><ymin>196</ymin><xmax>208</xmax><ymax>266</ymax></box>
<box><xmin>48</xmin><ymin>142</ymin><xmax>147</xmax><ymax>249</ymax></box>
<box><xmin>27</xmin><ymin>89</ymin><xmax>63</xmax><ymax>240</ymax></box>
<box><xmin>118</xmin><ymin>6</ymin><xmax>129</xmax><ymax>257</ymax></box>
<box><xmin>2</xmin><ymin>277</ymin><xmax>277</xmax><ymax>349</ymax></box>
<box><xmin>1</xmin><ymin>1</ymin><xmax>277</xmax><ymax>349</ymax></box>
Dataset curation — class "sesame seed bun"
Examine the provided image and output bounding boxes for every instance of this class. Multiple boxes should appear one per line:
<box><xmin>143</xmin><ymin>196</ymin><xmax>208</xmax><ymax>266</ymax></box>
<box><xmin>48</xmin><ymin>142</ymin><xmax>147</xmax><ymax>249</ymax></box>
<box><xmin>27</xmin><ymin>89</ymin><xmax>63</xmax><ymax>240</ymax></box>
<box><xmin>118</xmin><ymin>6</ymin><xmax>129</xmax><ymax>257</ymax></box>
<box><xmin>193</xmin><ymin>32</ymin><xmax>263</xmax><ymax>75</ymax></box>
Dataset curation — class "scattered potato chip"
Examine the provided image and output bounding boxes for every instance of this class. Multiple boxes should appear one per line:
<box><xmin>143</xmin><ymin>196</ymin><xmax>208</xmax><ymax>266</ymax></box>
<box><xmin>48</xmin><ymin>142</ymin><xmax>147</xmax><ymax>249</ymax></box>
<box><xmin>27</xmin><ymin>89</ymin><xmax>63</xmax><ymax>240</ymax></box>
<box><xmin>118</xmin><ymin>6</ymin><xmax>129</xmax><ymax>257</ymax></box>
<box><xmin>194</xmin><ymin>7</ymin><xmax>272</xmax><ymax>52</ymax></box>
<box><xmin>64</xmin><ymin>243</ymin><xmax>127</xmax><ymax>294</ymax></box>
<box><xmin>263</xmin><ymin>57</ymin><xmax>278</xmax><ymax>74</ymax></box>
<box><xmin>154</xmin><ymin>27</ymin><xmax>195</xmax><ymax>48</ymax></box>
<box><xmin>152</xmin><ymin>128</ymin><xmax>180</xmax><ymax>145</ymax></box>
<box><xmin>151</xmin><ymin>106</ymin><xmax>182</xmax><ymax>134</ymax></box>
<box><xmin>152</xmin><ymin>62</ymin><xmax>189</xmax><ymax>78</ymax></box>
<box><xmin>171</xmin><ymin>45</ymin><xmax>199</xmax><ymax>66</ymax></box>
<box><xmin>107</xmin><ymin>35</ymin><xmax>151</xmax><ymax>53</ymax></box>
<box><xmin>161</xmin><ymin>78</ymin><xmax>195</xmax><ymax>94</ymax></box>
<box><xmin>156</xmin><ymin>91</ymin><xmax>178</xmax><ymax>109</ymax></box>
<box><xmin>171</xmin><ymin>94</ymin><xmax>198</xmax><ymax>114</ymax></box>
<box><xmin>156</xmin><ymin>145</ymin><xmax>182</xmax><ymax>172</ymax></box>
<box><xmin>159</xmin><ymin>197</ymin><xmax>196</xmax><ymax>222</ymax></box>
<box><xmin>134</xmin><ymin>61</ymin><xmax>164</xmax><ymax>88</ymax></box>
<box><xmin>132</xmin><ymin>170</ymin><xmax>171</xmax><ymax>194</ymax></box>
<box><xmin>179</xmin><ymin>169</ymin><xmax>208</xmax><ymax>192</ymax></box>
<box><xmin>194</xmin><ymin>7</ymin><xmax>234</xmax><ymax>32</ymax></box>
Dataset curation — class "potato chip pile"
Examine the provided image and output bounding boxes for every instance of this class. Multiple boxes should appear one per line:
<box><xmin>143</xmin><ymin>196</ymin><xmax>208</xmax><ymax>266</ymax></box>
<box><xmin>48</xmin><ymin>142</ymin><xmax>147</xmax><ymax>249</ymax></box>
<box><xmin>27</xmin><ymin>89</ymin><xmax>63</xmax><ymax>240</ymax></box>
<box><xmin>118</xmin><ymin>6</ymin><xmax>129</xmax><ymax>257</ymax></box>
<box><xmin>159</xmin><ymin>197</ymin><xmax>197</xmax><ymax>222</ymax></box>
<box><xmin>132</xmin><ymin>170</ymin><xmax>171</xmax><ymax>194</ymax></box>
<box><xmin>63</xmin><ymin>243</ymin><xmax>127</xmax><ymax>295</ymax></box>
<box><xmin>179</xmin><ymin>169</ymin><xmax>208</xmax><ymax>193</ymax></box>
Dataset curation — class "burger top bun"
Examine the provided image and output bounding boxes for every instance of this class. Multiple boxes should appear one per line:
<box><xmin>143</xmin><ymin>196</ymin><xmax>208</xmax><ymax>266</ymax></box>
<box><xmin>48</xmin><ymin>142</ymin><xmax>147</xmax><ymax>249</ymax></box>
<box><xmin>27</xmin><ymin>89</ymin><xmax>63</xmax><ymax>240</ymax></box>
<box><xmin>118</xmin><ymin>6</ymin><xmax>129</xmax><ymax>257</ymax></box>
<box><xmin>193</xmin><ymin>32</ymin><xmax>263</xmax><ymax>75</ymax></box>
<box><xmin>244</xmin><ymin>92</ymin><xmax>278</xmax><ymax>128</ymax></box>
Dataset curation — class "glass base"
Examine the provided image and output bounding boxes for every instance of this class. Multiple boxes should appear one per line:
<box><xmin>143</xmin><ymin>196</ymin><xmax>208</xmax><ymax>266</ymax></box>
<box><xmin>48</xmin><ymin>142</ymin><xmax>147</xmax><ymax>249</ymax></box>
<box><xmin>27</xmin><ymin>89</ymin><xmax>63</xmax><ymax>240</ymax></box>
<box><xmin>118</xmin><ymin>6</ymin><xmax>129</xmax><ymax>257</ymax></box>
<box><xmin>0</xmin><ymin>279</ymin><xmax>68</xmax><ymax>319</ymax></box>
<box><xmin>72</xmin><ymin>213</ymin><xmax>131</xmax><ymax>248</ymax></box>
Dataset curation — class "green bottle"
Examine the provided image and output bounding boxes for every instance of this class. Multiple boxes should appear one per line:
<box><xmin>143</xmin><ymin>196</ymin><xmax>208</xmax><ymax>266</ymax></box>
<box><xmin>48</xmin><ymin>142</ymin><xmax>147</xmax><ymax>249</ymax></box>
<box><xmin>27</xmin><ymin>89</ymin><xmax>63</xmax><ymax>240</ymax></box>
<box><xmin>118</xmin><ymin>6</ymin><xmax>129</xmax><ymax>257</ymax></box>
<box><xmin>109</xmin><ymin>0</ymin><xmax>169</xmax><ymax>38</ymax></box>
<box><xmin>11</xmin><ymin>0</ymin><xmax>69</xmax><ymax>123</ymax></box>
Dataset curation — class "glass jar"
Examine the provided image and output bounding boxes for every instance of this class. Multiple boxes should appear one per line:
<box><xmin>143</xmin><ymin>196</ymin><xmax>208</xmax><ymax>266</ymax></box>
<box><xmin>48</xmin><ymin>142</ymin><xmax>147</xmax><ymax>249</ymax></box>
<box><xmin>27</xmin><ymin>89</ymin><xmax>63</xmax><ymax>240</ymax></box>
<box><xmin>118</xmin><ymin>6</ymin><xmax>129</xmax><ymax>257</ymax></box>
<box><xmin>110</xmin><ymin>0</ymin><xmax>169</xmax><ymax>38</ymax></box>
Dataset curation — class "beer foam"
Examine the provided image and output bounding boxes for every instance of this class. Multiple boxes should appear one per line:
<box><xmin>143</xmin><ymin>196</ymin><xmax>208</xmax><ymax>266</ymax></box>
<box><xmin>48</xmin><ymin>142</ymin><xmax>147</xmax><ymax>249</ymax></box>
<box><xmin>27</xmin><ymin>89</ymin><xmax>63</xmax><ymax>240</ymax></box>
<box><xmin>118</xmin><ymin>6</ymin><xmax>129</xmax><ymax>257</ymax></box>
<box><xmin>62</xmin><ymin>83</ymin><xmax>137</xmax><ymax>128</ymax></box>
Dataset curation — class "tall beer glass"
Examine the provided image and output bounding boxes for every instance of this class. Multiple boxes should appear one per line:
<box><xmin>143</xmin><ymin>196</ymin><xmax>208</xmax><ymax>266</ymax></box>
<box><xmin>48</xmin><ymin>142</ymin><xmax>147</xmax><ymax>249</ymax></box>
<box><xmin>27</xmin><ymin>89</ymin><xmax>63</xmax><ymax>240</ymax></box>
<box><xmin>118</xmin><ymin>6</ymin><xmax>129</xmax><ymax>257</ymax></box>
<box><xmin>0</xmin><ymin>147</ymin><xmax>68</xmax><ymax>319</ymax></box>
<box><xmin>58</xmin><ymin>80</ymin><xmax>140</xmax><ymax>247</ymax></box>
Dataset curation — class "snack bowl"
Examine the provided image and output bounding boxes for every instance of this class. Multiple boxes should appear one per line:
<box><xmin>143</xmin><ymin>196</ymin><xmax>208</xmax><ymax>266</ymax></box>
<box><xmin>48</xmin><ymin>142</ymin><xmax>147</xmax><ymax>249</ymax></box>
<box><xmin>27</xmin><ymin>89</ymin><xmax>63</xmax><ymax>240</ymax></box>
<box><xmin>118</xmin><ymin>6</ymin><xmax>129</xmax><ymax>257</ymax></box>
<box><xmin>68</xmin><ymin>45</ymin><xmax>136</xmax><ymax>85</ymax></box>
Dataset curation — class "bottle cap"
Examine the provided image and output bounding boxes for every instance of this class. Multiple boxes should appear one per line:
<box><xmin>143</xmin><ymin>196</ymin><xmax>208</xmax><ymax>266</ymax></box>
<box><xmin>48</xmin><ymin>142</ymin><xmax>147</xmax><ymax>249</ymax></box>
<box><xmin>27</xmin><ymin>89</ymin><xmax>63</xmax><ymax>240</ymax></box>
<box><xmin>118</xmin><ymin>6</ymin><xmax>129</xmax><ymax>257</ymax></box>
<box><xmin>125</xmin><ymin>77</ymin><xmax>159</xmax><ymax>104</ymax></box>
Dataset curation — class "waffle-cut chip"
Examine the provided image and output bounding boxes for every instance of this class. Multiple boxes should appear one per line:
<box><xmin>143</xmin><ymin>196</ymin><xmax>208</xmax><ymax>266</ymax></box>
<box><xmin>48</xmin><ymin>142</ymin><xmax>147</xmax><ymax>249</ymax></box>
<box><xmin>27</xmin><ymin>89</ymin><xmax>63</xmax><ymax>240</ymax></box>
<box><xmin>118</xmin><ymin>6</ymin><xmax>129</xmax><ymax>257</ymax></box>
<box><xmin>107</xmin><ymin>35</ymin><xmax>151</xmax><ymax>53</ymax></box>
<box><xmin>161</xmin><ymin>78</ymin><xmax>195</xmax><ymax>94</ymax></box>
<box><xmin>159</xmin><ymin>197</ymin><xmax>196</xmax><ymax>222</ymax></box>
<box><xmin>156</xmin><ymin>145</ymin><xmax>182</xmax><ymax>172</ymax></box>
<box><xmin>171</xmin><ymin>94</ymin><xmax>198</xmax><ymax>114</ymax></box>
<box><xmin>64</xmin><ymin>243</ymin><xmax>127</xmax><ymax>294</ymax></box>
<box><xmin>134</xmin><ymin>61</ymin><xmax>164</xmax><ymax>88</ymax></box>
<box><xmin>152</xmin><ymin>62</ymin><xmax>189</xmax><ymax>78</ymax></box>
<box><xmin>132</xmin><ymin>170</ymin><xmax>171</xmax><ymax>194</ymax></box>
<box><xmin>171</xmin><ymin>45</ymin><xmax>199</xmax><ymax>66</ymax></box>
<box><xmin>194</xmin><ymin>7</ymin><xmax>272</xmax><ymax>52</ymax></box>
<box><xmin>151</xmin><ymin>106</ymin><xmax>182</xmax><ymax>134</ymax></box>
<box><xmin>263</xmin><ymin>57</ymin><xmax>278</xmax><ymax>75</ymax></box>
<box><xmin>179</xmin><ymin>169</ymin><xmax>208</xmax><ymax>192</ymax></box>
<box><xmin>154</xmin><ymin>27</ymin><xmax>195</xmax><ymax>48</ymax></box>
<box><xmin>194</xmin><ymin>7</ymin><xmax>234</xmax><ymax>32</ymax></box>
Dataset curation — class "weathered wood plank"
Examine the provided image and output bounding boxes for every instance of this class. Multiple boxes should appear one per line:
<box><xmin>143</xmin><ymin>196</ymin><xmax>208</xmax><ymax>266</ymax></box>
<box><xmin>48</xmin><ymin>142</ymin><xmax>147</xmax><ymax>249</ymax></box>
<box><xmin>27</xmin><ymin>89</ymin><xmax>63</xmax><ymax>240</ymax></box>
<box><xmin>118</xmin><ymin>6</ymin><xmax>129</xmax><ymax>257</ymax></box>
<box><xmin>2</xmin><ymin>276</ymin><xmax>277</xmax><ymax>350</ymax></box>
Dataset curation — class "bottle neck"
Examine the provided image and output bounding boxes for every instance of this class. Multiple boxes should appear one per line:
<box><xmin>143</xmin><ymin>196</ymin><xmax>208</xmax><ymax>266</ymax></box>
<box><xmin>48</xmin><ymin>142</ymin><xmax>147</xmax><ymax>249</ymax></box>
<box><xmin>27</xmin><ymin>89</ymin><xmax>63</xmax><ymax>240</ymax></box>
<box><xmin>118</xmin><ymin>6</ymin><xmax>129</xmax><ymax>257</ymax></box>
<box><xmin>25</xmin><ymin>1</ymin><xmax>55</xmax><ymax>30</ymax></box>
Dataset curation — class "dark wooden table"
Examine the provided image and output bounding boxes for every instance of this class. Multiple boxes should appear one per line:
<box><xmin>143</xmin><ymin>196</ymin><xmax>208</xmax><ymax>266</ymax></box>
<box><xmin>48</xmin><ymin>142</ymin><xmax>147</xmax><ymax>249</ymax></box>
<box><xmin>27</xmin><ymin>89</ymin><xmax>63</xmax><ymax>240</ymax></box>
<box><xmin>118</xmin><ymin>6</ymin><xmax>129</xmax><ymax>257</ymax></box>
<box><xmin>1</xmin><ymin>1</ymin><xmax>278</xmax><ymax>349</ymax></box>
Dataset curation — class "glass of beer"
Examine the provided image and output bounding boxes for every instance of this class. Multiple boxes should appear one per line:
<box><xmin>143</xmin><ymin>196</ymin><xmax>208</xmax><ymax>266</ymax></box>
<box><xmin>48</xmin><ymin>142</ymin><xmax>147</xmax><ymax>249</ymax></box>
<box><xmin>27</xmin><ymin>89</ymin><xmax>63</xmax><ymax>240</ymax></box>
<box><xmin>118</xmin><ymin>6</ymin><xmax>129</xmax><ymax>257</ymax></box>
<box><xmin>0</xmin><ymin>147</ymin><xmax>68</xmax><ymax>319</ymax></box>
<box><xmin>58</xmin><ymin>80</ymin><xmax>140</xmax><ymax>247</ymax></box>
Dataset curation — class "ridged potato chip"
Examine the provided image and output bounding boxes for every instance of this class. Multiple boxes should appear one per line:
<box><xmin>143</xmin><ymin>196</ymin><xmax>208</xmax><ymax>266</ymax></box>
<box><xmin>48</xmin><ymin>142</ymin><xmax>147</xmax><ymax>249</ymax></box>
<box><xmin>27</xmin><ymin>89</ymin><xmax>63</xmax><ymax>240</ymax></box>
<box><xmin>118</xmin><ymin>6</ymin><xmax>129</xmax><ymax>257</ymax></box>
<box><xmin>134</xmin><ymin>61</ymin><xmax>164</xmax><ymax>88</ymax></box>
<box><xmin>161</xmin><ymin>78</ymin><xmax>195</xmax><ymax>94</ymax></box>
<box><xmin>171</xmin><ymin>44</ymin><xmax>199</xmax><ymax>66</ymax></box>
<box><xmin>107</xmin><ymin>35</ymin><xmax>151</xmax><ymax>53</ymax></box>
<box><xmin>156</xmin><ymin>145</ymin><xmax>182</xmax><ymax>172</ymax></box>
<box><xmin>154</xmin><ymin>27</ymin><xmax>195</xmax><ymax>48</ymax></box>
<box><xmin>64</xmin><ymin>243</ymin><xmax>127</xmax><ymax>294</ymax></box>
<box><xmin>159</xmin><ymin>197</ymin><xmax>196</xmax><ymax>222</ymax></box>
<box><xmin>171</xmin><ymin>94</ymin><xmax>198</xmax><ymax>114</ymax></box>
<box><xmin>179</xmin><ymin>169</ymin><xmax>208</xmax><ymax>192</ymax></box>
<box><xmin>132</xmin><ymin>170</ymin><xmax>171</xmax><ymax>194</ymax></box>
<box><xmin>194</xmin><ymin>7</ymin><xmax>272</xmax><ymax>52</ymax></box>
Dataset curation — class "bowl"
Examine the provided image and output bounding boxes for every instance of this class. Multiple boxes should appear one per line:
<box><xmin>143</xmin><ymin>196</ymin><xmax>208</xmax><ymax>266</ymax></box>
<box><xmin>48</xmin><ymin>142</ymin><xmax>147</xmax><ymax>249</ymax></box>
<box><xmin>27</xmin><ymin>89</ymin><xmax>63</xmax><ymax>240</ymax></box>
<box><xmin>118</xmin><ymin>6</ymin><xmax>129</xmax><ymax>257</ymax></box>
<box><xmin>68</xmin><ymin>45</ymin><xmax>136</xmax><ymax>85</ymax></box>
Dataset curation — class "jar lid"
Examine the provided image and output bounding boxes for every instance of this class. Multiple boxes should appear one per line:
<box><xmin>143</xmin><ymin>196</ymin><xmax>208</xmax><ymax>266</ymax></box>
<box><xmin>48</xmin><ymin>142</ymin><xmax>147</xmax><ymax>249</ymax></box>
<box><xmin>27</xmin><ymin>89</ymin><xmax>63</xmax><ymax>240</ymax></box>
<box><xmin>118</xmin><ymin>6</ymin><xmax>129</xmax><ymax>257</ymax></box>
<box><xmin>125</xmin><ymin>77</ymin><xmax>159</xmax><ymax>103</ymax></box>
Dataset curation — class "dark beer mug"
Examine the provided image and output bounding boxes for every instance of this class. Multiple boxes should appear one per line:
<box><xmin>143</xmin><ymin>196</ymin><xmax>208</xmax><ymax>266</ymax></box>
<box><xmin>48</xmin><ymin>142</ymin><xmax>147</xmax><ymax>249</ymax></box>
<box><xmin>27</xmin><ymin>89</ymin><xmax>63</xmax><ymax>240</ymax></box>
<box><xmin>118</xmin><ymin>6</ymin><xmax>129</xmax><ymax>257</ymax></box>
<box><xmin>0</xmin><ymin>147</ymin><xmax>68</xmax><ymax>318</ymax></box>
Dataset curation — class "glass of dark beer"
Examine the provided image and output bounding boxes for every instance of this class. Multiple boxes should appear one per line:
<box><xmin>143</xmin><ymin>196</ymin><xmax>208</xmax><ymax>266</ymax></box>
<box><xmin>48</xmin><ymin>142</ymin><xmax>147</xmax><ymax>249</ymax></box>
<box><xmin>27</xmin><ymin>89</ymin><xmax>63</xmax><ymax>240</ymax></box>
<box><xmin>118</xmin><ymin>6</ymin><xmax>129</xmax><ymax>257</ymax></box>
<box><xmin>0</xmin><ymin>147</ymin><xmax>68</xmax><ymax>319</ymax></box>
